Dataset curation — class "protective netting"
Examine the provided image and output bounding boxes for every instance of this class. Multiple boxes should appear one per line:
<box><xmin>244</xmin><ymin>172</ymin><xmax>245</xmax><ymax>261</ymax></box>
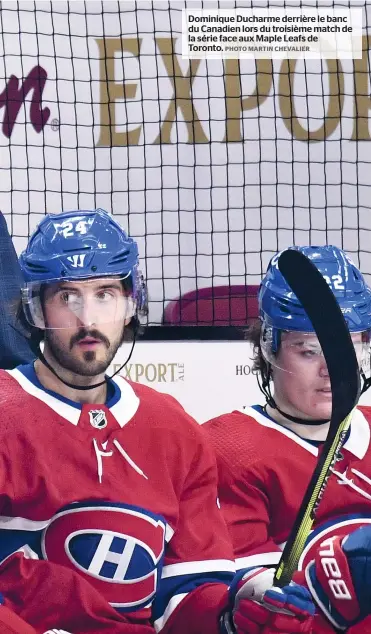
<box><xmin>0</xmin><ymin>0</ymin><xmax>370</xmax><ymax>327</ymax></box>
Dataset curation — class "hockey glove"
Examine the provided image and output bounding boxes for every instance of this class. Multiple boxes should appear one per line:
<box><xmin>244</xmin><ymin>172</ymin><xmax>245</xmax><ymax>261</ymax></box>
<box><xmin>220</xmin><ymin>567</ymin><xmax>315</xmax><ymax>634</ymax></box>
<box><xmin>306</xmin><ymin>525</ymin><xmax>371</xmax><ymax>630</ymax></box>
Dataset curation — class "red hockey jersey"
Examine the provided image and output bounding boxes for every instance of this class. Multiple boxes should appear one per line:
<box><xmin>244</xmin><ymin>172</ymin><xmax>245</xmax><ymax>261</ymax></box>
<box><xmin>0</xmin><ymin>364</ymin><xmax>235</xmax><ymax>634</ymax></box>
<box><xmin>204</xmin><ymin>404</ymin><xmax>371</xmax><ymax>634</ymax></box>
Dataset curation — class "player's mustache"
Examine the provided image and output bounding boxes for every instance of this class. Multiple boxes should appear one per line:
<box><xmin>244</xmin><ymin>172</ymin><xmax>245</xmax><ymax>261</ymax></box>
<box><xmin>70</xmin><ymin>329</ymin><xmax>110</xmax><ymax>349</ymax></box>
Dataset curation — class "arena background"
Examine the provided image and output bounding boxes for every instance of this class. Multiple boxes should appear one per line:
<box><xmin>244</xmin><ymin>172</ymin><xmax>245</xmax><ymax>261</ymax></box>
<box><xmin>1</xmin><ymin>0</ymin><xmax>370</xmax><ymax>421</ymax></box>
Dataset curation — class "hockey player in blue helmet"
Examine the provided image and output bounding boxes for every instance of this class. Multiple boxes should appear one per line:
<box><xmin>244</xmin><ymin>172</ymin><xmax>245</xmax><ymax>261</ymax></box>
<box><xmin>204</xmin><ymin>245</ymin><xmax>371</xmax><ymax>634</ymax></box>
<box><xmin>18</xmin><ymin>208</ymin><xmax>147</xmax><ymax>390</ymax></box>
<box><xmin>0</xmin><ymin>211</ymin><xmax>315</xmax><ymax>634</ymax></box>
<box><xmin>258</xmin><ymin>245</ymin><xmax>371</xmax><ymax>421</ymax></box>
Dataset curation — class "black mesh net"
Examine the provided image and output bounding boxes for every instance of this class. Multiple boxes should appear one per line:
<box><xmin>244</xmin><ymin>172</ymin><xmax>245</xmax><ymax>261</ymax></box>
<box><xmin>0</xmin><ymin>0</ymin><xmax>369</xmax><ymax>331</ymax></box>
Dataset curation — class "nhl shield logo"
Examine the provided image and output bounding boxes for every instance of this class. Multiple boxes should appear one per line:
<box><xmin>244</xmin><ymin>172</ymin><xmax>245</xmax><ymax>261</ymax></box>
<box><xmin>89</xmin><ymin>410</ymin><xmax>107</xmax><ymax>429</ymax></box>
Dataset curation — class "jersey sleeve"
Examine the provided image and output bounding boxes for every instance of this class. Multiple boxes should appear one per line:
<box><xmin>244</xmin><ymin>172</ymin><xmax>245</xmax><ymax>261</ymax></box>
<box><xmin>217</xmin><ymin>452</ymin><xmax>282</xmax><ymax>570</ymax></box>
<box><xmin>152</xmin><ymin>428</ymin><xmax>235</xmax><ymax>634</ymax></box>
<box><xmin>203</xmin><ymin>416</ymin><xmax>283</xmax><ymax>573</ymax></box>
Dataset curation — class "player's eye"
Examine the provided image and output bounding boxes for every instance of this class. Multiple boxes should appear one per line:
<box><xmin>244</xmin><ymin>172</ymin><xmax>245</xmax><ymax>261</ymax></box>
<box><xmin>96</xmin><ymin>290</ymin><xmax>114</xmax><ymax>302</ymax></box>
<box><xmin>302</xmin><ymin>350</ymin><xmax>317</xmax><ymax>357</ymax></box>
<box><xmin>60</xmin><ymin>291</ymin><xmax>81</xmax><ymax>306</ymax></box>
<box><xmin>60</xmin><ymin>291</ymin><xmax>70</xmax><ymax>303</ymax></box>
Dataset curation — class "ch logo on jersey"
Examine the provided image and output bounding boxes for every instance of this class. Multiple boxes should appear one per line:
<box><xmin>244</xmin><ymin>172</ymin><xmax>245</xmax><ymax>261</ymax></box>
<box><xmin>89</xmin><ymin>410</ymin><xmax>107</xmax><ymax>429</ymax></box>
<box><xmin>41</xmin><ymin>502</ymin><xmax>166</xmax><ymax>610</ymax></box>
<box><xmin>66</xmin><ymin>254</ymin><xmax>87</xmax><ymax>268</ymax></box>
<box><xmin>298</xmin><ymin>514</ymin><xmax>371</xmax><ymax>571</ymax></box>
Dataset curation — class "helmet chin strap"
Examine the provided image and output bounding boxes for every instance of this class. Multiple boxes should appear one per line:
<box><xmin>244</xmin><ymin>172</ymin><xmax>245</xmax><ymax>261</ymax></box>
<box><xmin>268</xmin><ymin>402</ymin><xmax>330</xmax><ymax>426</ymax></box>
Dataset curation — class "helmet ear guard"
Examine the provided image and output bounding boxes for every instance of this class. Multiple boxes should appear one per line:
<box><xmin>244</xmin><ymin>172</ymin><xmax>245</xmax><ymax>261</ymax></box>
<box><xmin>132</xmin><ymin>270</ymin><xmax>148</xmax><ymax>317</ymax></box>
<box><xmin>261</xmin><ymin>322</ymin><xmax>281</xmax><ymax>360</ymax></box>
<box><xmin>124</xmin><ymin>295</ymin><xmax>137</xmax><ymax>320</ymax></box>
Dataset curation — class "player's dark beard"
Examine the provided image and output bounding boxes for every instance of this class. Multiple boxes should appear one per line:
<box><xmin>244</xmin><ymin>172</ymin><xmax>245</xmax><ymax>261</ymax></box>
<box><xmin>44</xmin><ymin>327</ymin><xmax>123</xmax><ymax>377</ymax></box>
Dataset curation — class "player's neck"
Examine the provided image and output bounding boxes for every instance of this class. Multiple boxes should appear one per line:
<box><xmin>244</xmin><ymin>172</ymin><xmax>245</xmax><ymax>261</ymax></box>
<box><xmin>265</xmin><ymin>403</ymin><xmax>330</xmax><ymax>441</ymax></box>
<box><xmin>33</xmin><ymin>357</ymin><xmax>107</xmax><ymax>405</ymax></box>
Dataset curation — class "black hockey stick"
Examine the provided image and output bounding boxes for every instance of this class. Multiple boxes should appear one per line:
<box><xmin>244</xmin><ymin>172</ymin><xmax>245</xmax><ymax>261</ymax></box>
<box><xmin>273</xmin><ymin>249</ymin><xmax>361</xmax><ymax>587</ymax></box>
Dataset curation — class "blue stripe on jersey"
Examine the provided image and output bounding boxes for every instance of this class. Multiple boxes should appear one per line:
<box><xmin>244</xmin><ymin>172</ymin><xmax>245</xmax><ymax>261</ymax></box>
<box><xmin>152</xmin><ymin>570</ymin><xmax>233</xmax><ymax>623</ymax></box>
<box><xmin>58</xmin><ymin>499</ymin><xmax>169</xmax><ymax>528</ymax></box>
<box><xmin>251</xmin><ymin>404</ymin><xmax>351</xmax><ymax>448</ymax></box>
<box><xmin>17</xmin><ymin>363</ymin><xmax>81</xmax><ymax>409</ymax></box>
<box><xmin>0</xmin><ymin>528</ymin><xmax>44</xmax><ymax>563</ymax></box>
<box><xmin>306</xmin><ymin>513</ymin><xmax>371</xmax><ymax>542</ymax></box>
<box><xmin>17</xmin><ymin>363</ymin><xmax>121</xmax><ymax>408</ymax></box>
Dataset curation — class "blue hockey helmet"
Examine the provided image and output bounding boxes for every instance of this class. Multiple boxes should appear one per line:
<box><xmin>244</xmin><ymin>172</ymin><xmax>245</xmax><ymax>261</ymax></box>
<box><xmin>19</xmin><ymin>209</ymin><xmax>147</xmax><ymax>328</ymax></box>
<box><xmin>259</xmin><ymin>245</ymin><xmax>371</xmax><ymax>356</ymax></box>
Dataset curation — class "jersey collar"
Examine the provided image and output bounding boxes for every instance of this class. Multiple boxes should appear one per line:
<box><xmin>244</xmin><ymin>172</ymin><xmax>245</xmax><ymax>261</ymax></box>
<box><xmin>6</xmin><ymin>366</ymin><xmax>140</xmax><ymax>428</ymax></box>
<box><xmin>242</xmin><ymin>405</ymin><xmax>370</xmax><ymax>459</ymax></box>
